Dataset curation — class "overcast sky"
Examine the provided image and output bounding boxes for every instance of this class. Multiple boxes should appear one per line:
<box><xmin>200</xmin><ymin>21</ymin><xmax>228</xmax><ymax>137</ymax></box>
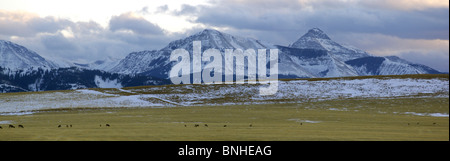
<box><xmin>0</xmin><ymin>0</ymin><xmax>448</xmax><ymax>72</ymax></box>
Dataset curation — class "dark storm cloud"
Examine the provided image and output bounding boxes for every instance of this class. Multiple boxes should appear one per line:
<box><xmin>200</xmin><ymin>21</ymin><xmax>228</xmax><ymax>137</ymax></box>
<box><xmin>308</xmin><ymin>8</ymin><xmax>449</xmax><ymax>40</ymax></box>
<box><xmin>191</xmin><ymin>0</ymin><xmax>448</xmax><ymax>40</ymax></box>
<box><xmin>27</xmin><ymin>16</ymin><xmax>74</xmax><ymax>34</ymax></box>
<box><xmin>109</xmin><ymin>12</ymin><xmax>165</xmax><ymax>35</ymax></box>
<box><xmin>41</xmin><ymin>34</ymin><xmax>77</xmax><ymax>51</ymax></box>
<box><xmin>0</xmin><ymin>10</ymin><xmax>174</xmax><ymax>63</ymax></box>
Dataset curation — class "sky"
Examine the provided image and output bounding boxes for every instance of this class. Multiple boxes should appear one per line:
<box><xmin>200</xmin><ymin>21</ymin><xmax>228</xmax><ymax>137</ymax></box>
<box><xmin>0</xmin><ymin>0</ymin><xmax>448</xmax><ymax>72</ymax></box>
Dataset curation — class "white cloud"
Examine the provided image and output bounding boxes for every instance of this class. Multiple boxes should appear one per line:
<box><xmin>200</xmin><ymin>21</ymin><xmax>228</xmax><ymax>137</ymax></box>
<box><xmin>109</xmin><ymin>12</ymin><xmax>164</xmax><ymax>35</ymax></box>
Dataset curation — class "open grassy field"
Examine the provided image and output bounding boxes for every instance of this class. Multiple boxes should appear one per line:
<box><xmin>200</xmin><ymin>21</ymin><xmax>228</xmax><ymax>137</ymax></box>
<box><xmin>1</xmin><ymin>97</ymin><xmax>448</xmax><ymax>141</ymax></box>
<box><xmin>1</xmin><ymin>74</ymin><xmax>448</xmax><ymax>140</ymax></box>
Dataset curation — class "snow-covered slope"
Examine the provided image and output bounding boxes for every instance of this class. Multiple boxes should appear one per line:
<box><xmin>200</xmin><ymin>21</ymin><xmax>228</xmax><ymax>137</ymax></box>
<box><xmin>346</xmin><ymin>56</ymin><xmax>441</xmax><ymax>75</ymax></box>
<box><xmin>110</xmin><ymin>50</ymin><xmax>162</xmax><ymax>75</ymax></box>
<box><xmin>110</xmin><ymin>29</ymin><xmax>277</xmax><ymax>78</ymax></box>
<box><xmin>165</xmin><ymin>29</ymin><xmax>276</xmax><ymax>51</ymax></box>
<box><xmin>0</xmin><ymin>40</ymin><xmax>169</xmax><ymax>93</ymax></box>
<box><xmin>46</xmin><ymin>56</ymin><xmax>121</xmax><ymax>72</ymax></box>
<box><xmin>109</xmin><ymin>28</ymin><xmax>442</xmax><ymax>80</ymax></box>
<box><xmin>277</xmin><ymin>46</ymin><xmax>359</xmax><ymax>78</ymax></box>
<box><xmin>1</xmin><ymin>77</ymin><xmax>448</xmax><ymax>113</ymax></box>
<box><xmin>89</xmin><ymin>57</ymin><xmax>122</xmax><ymax>71</ymax></box>
<box><xmin>288</xmin><ymin>28</ymin><xmax>441</xmax><ymax>76</ymax></box>
<box><xmin>0</xmin><ymin>40</ymin><xmax>58</xmax><ymax>70</ymax></box>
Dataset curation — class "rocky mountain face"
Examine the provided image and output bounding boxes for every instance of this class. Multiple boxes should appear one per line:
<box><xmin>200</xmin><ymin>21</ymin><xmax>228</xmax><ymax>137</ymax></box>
<box><xmin>110</xmin><ymin>29</ymin><xmax>277</xmax><ymax>79</ymax></box>
<box><xmin>0</xmin><ymin>40</ymin><xmax>58</xmax><ymax>69</ymax></box>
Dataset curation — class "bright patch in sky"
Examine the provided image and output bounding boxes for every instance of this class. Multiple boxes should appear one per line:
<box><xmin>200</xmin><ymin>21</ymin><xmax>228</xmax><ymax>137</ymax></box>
<box><xmin>0</xmin><ymin>0</ymin><xmax>210</xmax><ymax>33</ymax></box>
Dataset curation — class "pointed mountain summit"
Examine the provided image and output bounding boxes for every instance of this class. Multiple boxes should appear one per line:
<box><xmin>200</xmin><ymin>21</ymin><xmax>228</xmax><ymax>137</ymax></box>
<box><xmin>0</xmin><ymin>40</ymin><xmax>58</xmax><ymax>69</ymax></box>
<box><xmin>289</xmin><ymin>28</ymin><xmax>331</xmax><ymax>49</ymax></box>
<box><xmin>164</xmin><ymin>29</ymin><xmax>275</xmax><ymax>51</ymax></box>
<box><xmin>300</xmin><ymin>28</ymin><xmax>331</xmax><ymax>40</ymax></box>
<box><xmin>289</xmin><ymin>28</ymin><xmax>370</xmax><ymax>61</ymax></box>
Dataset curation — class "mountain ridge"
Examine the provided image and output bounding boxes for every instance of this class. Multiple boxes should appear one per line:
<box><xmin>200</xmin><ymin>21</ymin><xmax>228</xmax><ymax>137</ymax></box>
<box><xmin>109</xmin><ymin>28</ymin><xmax>441</xmax><ymax>79</ymax></box>
<box><xmin>0</xmin><ymin>40</ymin><xmax>58</xmax><ymax>70</ymax></box>
<box><xmin>0</xmin><ymin>28</ymin><xmax>443</xmax><ymax>93</ymax></box>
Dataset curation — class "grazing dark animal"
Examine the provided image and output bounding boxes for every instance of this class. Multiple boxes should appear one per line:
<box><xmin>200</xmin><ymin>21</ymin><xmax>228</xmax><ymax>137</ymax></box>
<box><xmin>18</xmin><ymin>125</ymin><xmax>24</xmax><ymax>128</ymax></box>
<box><xmin>433</xmin><ymin>123</ymin><xmax>436</xmax><ymax>125</ymax></box>
<box><xmin>223</xmin><ymin>125</ymin><xmax>227</xmax><ymax>127</ymax></box>
<box><xmin>204</xmin><ymin>124</ymin><xmax>208</xmax><ymax>127</ymax></box>
<box><xmin>9</xmin><ymin>125</ymin><xmax>15</xmax><ymax>128</ymax></box>
<box><xmin>300</xmin><ymin>123</ymin><xmax>303</xmax><ymax>126</ymax></box>
<box><xmin>58</xmin><ymin>125</ymin><xmax>62</xmax><ymax>128</ymax></box>
<box><xmin>0</xmin><ymin>126</ymin><xmax>2</xmax><ymax>129</ymax></box>
<box><xmin>106</xmin><ymin>124</ymin><xmax>110</xmax><ymax>127</ymax></box>
<box><xmin>249</xmin><ymin>124</ymin><xmax>252</xmax><ymax>127</ymax></box>
<box><xmin>70</xmin><ymin>125</ymin><xmax>72</xmax><ymax>128</ymax></box>
<box><xmin>184</xmin><ymin>125</ymin><xmax>187</xmax><ymax>127</ymax></box>
<box><xmin>195</xmin><ymin>124</ymin><xmax>199</xmax><ymax>127</ymax></box>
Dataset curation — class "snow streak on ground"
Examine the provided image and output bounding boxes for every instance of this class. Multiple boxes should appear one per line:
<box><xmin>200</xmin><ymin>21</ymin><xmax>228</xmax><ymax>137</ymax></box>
<box><xmin>0</xmin><ymin>78</ymin><xmax>448</xmax><ymax>116</ymax></box>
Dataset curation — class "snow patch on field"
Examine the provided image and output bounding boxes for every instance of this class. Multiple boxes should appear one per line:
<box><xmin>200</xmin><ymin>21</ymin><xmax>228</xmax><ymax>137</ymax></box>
<box><xmin>278</xmin><ymin>78</ymin><xmax>448</xmax><ymax>99</ymax></box>
<box><xmin>0</xmin><ymin>112</ymin><xmax>34</xmax><ymax>116</ymax></box>
<box><xmin>404</xmin><ymin>112</ymin><xmax>449</xmax><ymax>117</ymax></box>
<box><xmin>0</xmin><ymin>120</ymin><xmax>14</xmax><ymax>124</ymax></box>
<box><xmin>94</xmin><ymin>75</ymin><xmax>122</xmax><ymax>88</ymax></box>
<box><xmin>0</xmin><ymin>89</ymin><xmax>165</xmax><ymax>113</ymax></box>
<box><xmin>288</xmin><ymin>118</ymin><xmax>322</xmax><ymax>123</ymax></box>
<box><xmin>0</xmin><ymin>78</ymin><xmax>448</xmax><ymax>114</ymax></box>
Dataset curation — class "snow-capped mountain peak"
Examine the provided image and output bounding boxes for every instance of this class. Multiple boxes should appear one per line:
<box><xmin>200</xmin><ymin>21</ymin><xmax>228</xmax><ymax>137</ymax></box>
<box><xmin>164</xmin><ymin>29</ymin><xmax>275</xmax><ymax>52</ymax></box>
<box><xmin>289</xmin><ymin>28</ymin><xmax>370</xmax><ymax>62</ymax></box>
<box><xmin>289</xmin><ymin>28</ymin><xmax>334</xmax><ymax>50</ymax></box>
<box><xmin>301</xmin><ymin>28</ymin><xmax>331</xmax><ymax>40</ymax></box>
<box><xmin>0</xmin><ymin>40</ymin><xmax>58</xmax><ymax>70</ymax></box>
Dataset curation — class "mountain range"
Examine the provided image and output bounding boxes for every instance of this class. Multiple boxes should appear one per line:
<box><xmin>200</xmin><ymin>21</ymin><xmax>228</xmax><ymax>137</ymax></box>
<box><xmin>0</xmin><ymin>28</ymin><xmax>442</xmax><ymax>93</ymax></box>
